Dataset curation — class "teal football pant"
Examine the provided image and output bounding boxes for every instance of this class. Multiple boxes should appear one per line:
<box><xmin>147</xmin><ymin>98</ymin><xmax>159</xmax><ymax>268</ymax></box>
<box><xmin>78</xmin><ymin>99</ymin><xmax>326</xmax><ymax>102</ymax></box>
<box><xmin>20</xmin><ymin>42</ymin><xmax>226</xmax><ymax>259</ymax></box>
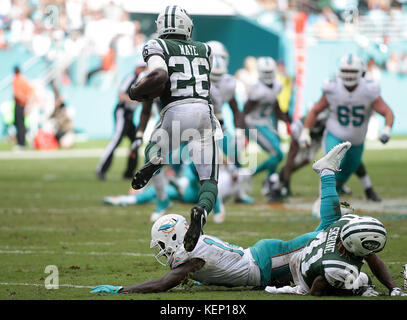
<box><xmin>323</xmin><ymin>131</ymin><xmax>364</xmax><ymax>185</ymax></box>
<box><xmin>248</xmin><ymin>124</ymin><xmax>283</xmax><ymax>176</ymax></box>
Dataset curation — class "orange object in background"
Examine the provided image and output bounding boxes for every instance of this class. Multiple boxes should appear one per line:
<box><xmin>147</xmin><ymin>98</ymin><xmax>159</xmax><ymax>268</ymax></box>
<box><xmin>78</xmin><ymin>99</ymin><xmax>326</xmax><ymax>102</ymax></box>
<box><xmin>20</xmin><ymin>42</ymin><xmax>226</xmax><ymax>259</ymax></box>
<box><xmin>33</xmin><ymin>129</ymin><xmax>59</xmax><ymax>151</ymax></box>
<box><xmin>101</xmin><ymin>47</ymin><xmax>116</xmax><ymax>71</ymax></box>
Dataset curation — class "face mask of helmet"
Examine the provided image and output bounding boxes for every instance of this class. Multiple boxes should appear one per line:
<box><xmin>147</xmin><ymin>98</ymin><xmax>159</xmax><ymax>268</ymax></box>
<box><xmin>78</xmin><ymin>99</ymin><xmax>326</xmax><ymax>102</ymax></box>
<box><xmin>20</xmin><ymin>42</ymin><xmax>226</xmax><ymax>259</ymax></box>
<box><xmin>150</xmin><ymin>238</ymin><xmax>176</xmax><ymax>266</ymax></box>
<box><xmin>259</xmin><ymin>70</ymin><xmax>275</xmax><ymax>85</ymax></box>
<box><xmin>257</xmin><ymin>57</ymin><xmax>276</xmax><ymax>85</ymax></box>
<box><xmin>339</xmin><ymin>68</ymin><xmax>361</xmax><ymax>87</ymax></box>
<box><xmin>338</xmin><ymin>54</ymin><xmax>364</xmax><ymax>87</ymax></box>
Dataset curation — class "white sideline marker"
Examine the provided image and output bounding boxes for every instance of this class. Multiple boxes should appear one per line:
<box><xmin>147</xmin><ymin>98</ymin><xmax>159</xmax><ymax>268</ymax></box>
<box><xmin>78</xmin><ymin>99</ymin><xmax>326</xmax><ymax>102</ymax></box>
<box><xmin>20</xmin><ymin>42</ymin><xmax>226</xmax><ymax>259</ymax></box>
<box><xmin>0</xmin><ymin>282</ymin><xmax>93</xmax><ymax>289</ymax></box>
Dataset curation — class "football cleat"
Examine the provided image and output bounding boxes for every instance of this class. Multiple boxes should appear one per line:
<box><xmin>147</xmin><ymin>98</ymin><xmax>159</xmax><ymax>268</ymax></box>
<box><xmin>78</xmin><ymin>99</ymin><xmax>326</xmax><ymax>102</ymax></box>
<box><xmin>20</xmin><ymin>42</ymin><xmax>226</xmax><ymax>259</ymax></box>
<box><xmin>103</xmin><ymin>196</ymin><xmax>130</xmax><ymax>206</ymax></box>
<box><xmin>184</xmin><ymin>206</ymin><xmax>206</xmax><ymax>252</ymax></box>
<box><xmin>235</xmin><ymin>196</ymin><xmax>254</xmax><ymax>204</ymax></box>
<box><xmin>131</xmin><ymin>156</ymin><xmax>163</xmax><ymax>190</ymax></box>
<box><xmin>312</xmin><ymin>141</ymin><xmax>351</xmax><ymax>174</ymax></box>
<box><xmin>213</xmin><ymin>211</ymin><xmax>225</xmax><ymax>224</ymax></box>
<box><xmin>96</xmin><ymin>171</ymin><xmax>106</xmax><ymax>181</ymax></box>
<box><xmin>365</xmin><ymin>187</ymin><xmax>382</xmax><ymax>202</ymax></box>
<box><xmin>267</xmin><ymin>189</ymin><xmax>281</xmax><ymax>203</ymax></box>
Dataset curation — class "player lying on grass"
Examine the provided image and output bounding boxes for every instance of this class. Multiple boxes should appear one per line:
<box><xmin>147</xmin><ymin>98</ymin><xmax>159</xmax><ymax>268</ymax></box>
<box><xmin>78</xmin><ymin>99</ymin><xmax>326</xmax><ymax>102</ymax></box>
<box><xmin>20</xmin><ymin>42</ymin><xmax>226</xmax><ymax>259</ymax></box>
<box><xmin>103</xmin><ymin>160</ymin><xmax>252</xmax><ymax>223</ymax></box>
<box><xmin>90</xmin><ymin>142</ymin><xmax>405</xmax><ymax>296</ymax></box>
<box><xmin>104</xmin><ymin>162</ymin><xmax>226</xmax><ymax>224</ymax></box>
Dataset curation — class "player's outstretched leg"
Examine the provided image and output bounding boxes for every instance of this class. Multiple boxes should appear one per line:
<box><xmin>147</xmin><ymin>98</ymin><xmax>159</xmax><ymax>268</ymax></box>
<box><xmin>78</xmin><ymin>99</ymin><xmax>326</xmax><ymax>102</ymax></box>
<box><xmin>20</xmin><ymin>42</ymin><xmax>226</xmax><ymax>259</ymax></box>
<box><xmin>313</xmin><ymin>141</ymin><xmax>351</xmax><ymax>231</ymax></box>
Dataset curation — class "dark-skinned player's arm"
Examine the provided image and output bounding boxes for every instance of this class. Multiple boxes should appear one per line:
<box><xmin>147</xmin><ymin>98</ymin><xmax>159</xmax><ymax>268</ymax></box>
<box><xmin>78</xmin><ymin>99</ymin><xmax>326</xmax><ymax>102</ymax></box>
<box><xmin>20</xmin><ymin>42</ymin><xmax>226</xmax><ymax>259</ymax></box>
<box><xmin>364</xmin><ymin>253</ymin><xmax>406</xmax><ymax>296</ymax></box>
<box><xmin>228</xmin><ymin>97</ymin><xmax>245</xmax><ymax>129</ymax></box>
<box><xmin>299</xmin><ymin>94</ymin><xmax>329</xmax><ymax>148</ymax></box>
<box><xmin>280</xmin><ymin>137</ymin><xmax>301</xmax><ymax>188</ymax></box>
<box><xmin>243</xmin><ymin>99</ymin><xmax>257</xmax><ymax>117</ymax></box>
<box><xmin>309</xmin><ymin>275</ymin><xmax>333</xmax><ymax>296</ymax></box>
<box><xmin>130</xmin><ymin>100</ymin><xmax>154</xmax><ymax>152</ymax></box>
<box><xmin>119</xmin><ymin>258</ymin><xmax>205</xmax><ymax>294</ymax></box>
<box><xmin>274</xmin><ymin>100</ymin><xmax>291</xmax><ymax>124</ymax></box>
<box><xmin>372</xmin><ymin>96</ymin><xmax>394</xmax><ymax>144</ymax></box>
<box><xmin>309</xmin><ymin>275</ymin><xmax>369</xmax><ymax>297</ymax></box>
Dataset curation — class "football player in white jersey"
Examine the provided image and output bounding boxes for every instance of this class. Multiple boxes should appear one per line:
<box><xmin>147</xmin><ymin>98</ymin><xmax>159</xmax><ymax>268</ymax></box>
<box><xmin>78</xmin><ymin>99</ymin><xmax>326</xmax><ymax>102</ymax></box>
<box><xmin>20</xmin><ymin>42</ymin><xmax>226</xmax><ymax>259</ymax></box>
<box><xmin>281</xmin><ymin>110</ymin><xmax>381</xmax><ymax>202</ymax></box>
<box><xmin>208</xmin><ymin>41</ymin><xmax>252</xmax><ymax>203</ymax></box>
<box><xmin>90</xmin><ymin>142</ymin><xmax>404</xmax><ymax>295</ymax></box>
<box><xmin>299</xmin><ymin>53</ymin><xmax>394</xmax><ymax>198</ymax></box>
<box><xmin>244</xmin><ymin>56</ymin><xmax>291</xmax><ymax>202</ymax></box>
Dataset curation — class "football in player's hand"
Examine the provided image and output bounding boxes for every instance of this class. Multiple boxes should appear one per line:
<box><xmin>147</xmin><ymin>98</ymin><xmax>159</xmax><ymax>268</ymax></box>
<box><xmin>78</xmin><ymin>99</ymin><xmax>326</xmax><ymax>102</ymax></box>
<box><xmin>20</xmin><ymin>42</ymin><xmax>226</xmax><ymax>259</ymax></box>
<box><xmin>147</xmin><ymin>84</ymin><xmax>166</xmax><ymax>100</ymax></box>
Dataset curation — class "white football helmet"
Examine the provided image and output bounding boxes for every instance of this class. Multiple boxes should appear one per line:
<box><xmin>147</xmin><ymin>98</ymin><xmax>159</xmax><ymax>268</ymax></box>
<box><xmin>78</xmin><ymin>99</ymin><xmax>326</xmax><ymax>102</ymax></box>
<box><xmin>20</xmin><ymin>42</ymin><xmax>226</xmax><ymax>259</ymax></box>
<box><xmin>150</xmin><ymin>214</ymin><xmax>189</xmax><ymax>266</ymax></box>
<box><xmin>338</xmin><ymin>54</ymin><xmax>364</xmax><ymax>87</ymax></box>
<box><xmin>257</xmin><ymin>57</ymin><xmax>276</xmax><ymax>85</ymax></box>
<box><xmin>210</xmin><ymin>54</ymin><xmax>228</xmax><ymax>85</ymax></box>
<box><xmin>340</xmin><ymin>216</ymin><xmax>387</xmax><ymax>257</ymax></box>
<box><xmin>207</xmin><ymin>40</ymin><xmax>229</xmax><ymax>66</ymax></box>
<box><xmin>155</xmin><ymin>5</ymin><xmax>194</xmax><ymax>40</ymax></box>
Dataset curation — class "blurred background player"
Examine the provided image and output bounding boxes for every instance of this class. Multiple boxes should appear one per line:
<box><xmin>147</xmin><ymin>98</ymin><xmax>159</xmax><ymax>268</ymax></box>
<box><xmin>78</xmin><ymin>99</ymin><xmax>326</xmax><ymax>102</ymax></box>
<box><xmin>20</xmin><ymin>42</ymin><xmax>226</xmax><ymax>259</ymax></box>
<box><xmin>208</xmin><ymin>43</ymin><xmax>252</xmax><ymax>203</ymax></box>
<box><xmin>104</xmin><ymin>161</ymin><xmax>226</xmax><ymax>224</ymax></box>
<box><xmin>299</xmin><ymin>53</ymin><xmax>394</xmax><ymax>201</ymax></box>
<box><xmin>207</xmin><ymin>41</ymin><xmax>245</xmax><ymax>164</ymax></box>
<box><xmin>281</xmin><ymin>109</ymin><xmax>381</xmax><ymax>202</ymax></box>
<box><xmin>129</xmin><ymin>5</ymin><xmax>222</xmax><ymax>252</ymax></box>
<box><xmin>11</xmin><ymin>65</ymin><xmax>35</xmax><ymax>150</ymax></box>
<box><xmin>49</xmin><ymin>81</ymin><xmax>75</xmax><ymax>149</ymax></box>
<box><xmin>95</xmin><ymin>61</ymin><xmax>147</xmax><ymax>181</ymax></box>
<box><xmin>243</xmin><ymin>56</ymin><xmax>291</xmax><ymax>202</ymax></box>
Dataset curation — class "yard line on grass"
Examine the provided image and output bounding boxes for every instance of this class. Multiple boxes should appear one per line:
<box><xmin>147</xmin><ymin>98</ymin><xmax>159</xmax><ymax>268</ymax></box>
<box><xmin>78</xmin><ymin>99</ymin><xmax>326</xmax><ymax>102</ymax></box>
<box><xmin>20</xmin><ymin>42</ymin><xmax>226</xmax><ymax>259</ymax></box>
<box><xmin>1</xmin><ymin>140</ymin><xmax>406</xmax><ymax>160</ymax></box>
<box><xmin>0</xmin><ymin>148</ymin><xmax>127</xmax><ymax>160</ymax></box>
<box><xmin>0</xmin><ymin>249</ymin><xmax>154</xmax><ymax>257</ymax></box>
<box><xmin>0</xmin><ymin>282</ymin><xmax>93</xmax><ymax>289</ymax></box>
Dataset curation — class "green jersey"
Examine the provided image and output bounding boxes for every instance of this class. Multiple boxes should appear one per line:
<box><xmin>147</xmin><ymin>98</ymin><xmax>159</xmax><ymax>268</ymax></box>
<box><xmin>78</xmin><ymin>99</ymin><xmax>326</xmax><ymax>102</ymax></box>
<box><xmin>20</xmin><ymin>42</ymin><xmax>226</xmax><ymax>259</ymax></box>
<box><xmin>300</xmin><ymin>214</ymin><xmax>364</xmax><ymax>290</ymax></box>
<box><xmin>142</xmin><ymin>38</ymin><xmax>212</xmax><ymax>109</ymax></box>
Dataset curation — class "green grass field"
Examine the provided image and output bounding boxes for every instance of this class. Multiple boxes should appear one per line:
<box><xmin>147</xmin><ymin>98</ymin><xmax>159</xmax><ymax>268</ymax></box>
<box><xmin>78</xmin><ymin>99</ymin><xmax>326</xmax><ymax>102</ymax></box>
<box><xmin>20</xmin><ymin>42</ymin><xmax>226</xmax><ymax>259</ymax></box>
<box><xmin>0</xmin><ymin>140</ymin><xmax>406</xmax><ymax>302</ymax></box>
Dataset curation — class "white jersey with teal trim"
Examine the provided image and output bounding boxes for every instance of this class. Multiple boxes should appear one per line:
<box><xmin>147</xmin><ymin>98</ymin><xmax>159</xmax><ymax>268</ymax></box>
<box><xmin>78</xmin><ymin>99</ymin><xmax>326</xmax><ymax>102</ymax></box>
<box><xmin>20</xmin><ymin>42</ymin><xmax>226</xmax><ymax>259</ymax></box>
<box><xmin>170</xmin><ymin>235</ymin><xmax>261</xmax><ymax>286</ymax></box>
<box><xmin>323</xmin><ymin>77</ymin><xmax>380</xmax><ymax>146</ymax></box>
<box><xmin>210</xmin><ymin>84</ymin><xmax>223</xmax><ymax>118</ymax></box>
<box><xmin>216</xmin><ymin>73</ymin><xmax>236</xmax><ymax>103</ymax></box>
<box><xmin>245</xmin><ymin>80</ymin><xmax>283</xmax><ymax>126</ymax></box>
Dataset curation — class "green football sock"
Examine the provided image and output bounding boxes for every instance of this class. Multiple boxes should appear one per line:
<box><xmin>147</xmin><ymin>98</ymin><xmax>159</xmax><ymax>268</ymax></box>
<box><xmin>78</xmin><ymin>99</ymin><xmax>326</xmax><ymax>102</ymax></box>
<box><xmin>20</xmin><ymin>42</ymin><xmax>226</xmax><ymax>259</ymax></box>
<box><xmin>198</xmin><ymin>179</ymin><xmax>218</xmax><ymax>214</ymax></box>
